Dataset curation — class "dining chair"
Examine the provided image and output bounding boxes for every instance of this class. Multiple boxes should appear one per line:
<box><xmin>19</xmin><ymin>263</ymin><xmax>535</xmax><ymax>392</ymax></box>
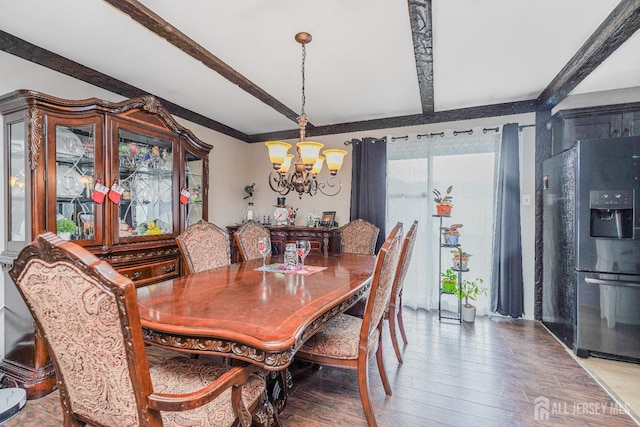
<box><xmin>235</xmin><ymin>221</ymin><xmax>271</xmax><ymax>261</ymax></box>
<box><xmin>9</xmin><ymin>232</ymin><xmax>279</xmax><ymax>427</ymax></box>
<box><xmin>341</xmin><ymin>219</ymin><xmax>381</xmax><ymax>318</ymax></box>
<box><xmin>388</xmin><ymin>220</ymin><xmax>419</xmax><ymax>364</ymax></box>
<box><xmin>294</xmin><ymin>222</ymin><xmax>404</xmax><ymax>427</ymax></box>
<box><xmin>176</xmin><ymin>219</ymin><xmax>231</xmax><ymax>274</ymax></box>
<box><xmin>340</xmin><ymin>218</ymin><xmax>380</xmax><ymax>255</ymax></box>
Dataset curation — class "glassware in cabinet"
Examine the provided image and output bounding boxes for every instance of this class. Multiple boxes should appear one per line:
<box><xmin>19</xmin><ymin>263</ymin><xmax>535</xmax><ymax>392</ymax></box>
<box><xmin>184</xmin><ymin>148</ymin><xmax>204</xmax><ymax>228</ymax></box>
<box><xmin>115</xmin><ymin>128</ymin><xmax>175</xmax><ymax>240</ymax></box>
<box><xmin>54</xmin><ymin>122</ymin><xmax>98</xmax><ymax>242</ymax></box>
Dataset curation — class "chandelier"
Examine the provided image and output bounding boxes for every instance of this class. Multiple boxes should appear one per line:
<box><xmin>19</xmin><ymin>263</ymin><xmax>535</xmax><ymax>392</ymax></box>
<box><xmin>265</xmin><ymin>32</ymin><xmax>347</xmax><ymax>198</ymax></box>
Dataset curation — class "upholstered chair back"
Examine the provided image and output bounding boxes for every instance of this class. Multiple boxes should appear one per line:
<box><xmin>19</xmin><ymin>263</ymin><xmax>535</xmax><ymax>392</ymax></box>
<box><xmin>9</xmin><ymin>233</ymin><xmax>151</xmax><ymax>426</ymax></box>
<box><xmin>177</xmin><ymin>220</ymin><xmax>231</xmax><ymax>274</ymax></box>
<box><xmin>235</xmin><ymin>221</ymin><xmax>271</xmax><ymax>261</ymax></box>
<box><xmin>363</xmin><ymin>222</ymin><xmax>403</xmax><ymax>340</ymax></box>
<box><xmin>394</xmin><ymin>220</ymin><xmax>418</xmax><ymax>299</ymax></box>
<box><xmin>340</xmin><ymin>219</ymin><xmax>380</xmax><ymax>255</ymax></box>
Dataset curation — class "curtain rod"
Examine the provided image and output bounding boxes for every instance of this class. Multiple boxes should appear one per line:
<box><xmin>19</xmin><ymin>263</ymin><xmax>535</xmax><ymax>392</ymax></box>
<box><xmin>387</xmin><ymin>126</ymin><xmax>501</xmax><ymax>142</ymax></box>
<box><xmin>343</xmin><ymin>137</ymin><xmax>386</xmax><ymax>146</ymax></box>
<box><xmin>345</xmin><ymin>124</ymin><xmax>536</xmax><ymax>145</ymax></box>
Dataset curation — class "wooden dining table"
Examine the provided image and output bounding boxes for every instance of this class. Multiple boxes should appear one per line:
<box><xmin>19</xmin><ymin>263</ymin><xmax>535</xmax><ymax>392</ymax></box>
<box><xmin>136</xmin><ymin>253</ymin><xmax>377</xmax><ymax>370</ymax></box>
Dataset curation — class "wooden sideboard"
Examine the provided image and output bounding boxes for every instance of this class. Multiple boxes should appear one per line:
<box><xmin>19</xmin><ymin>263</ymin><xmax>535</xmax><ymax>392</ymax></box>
<box><xmin>227</xmin><ymin>224</ymin><xmax>341</xmax><ymax>263</ymax></box>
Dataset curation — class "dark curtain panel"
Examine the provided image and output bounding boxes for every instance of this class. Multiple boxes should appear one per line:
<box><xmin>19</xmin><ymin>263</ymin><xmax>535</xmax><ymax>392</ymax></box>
<box><xmin>491</xmin><ymin>123</ymin><xmax>524</xmax><ymax>317</ymax></box>
<box><xmin>349</xmin><ymin>137</ymin><xmax>387</xmax><ymax>252</ymax></box>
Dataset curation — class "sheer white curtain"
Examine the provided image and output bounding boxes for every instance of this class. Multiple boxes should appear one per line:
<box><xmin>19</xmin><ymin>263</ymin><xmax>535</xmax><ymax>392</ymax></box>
<box><xmin>386</xmin><ymin>127</ymin><xmax>501</xmax><ymax>315</ymax></box>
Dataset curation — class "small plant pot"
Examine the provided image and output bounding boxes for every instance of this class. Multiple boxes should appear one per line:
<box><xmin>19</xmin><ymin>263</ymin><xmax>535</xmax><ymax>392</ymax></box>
<box><xmin>58</xmin><ymin>232</ymin><xmax>72</xmax><ymax>241</ymax></box>
<box><xmin>462</xmin><ymin>305</ymin><xmax>477</xmax><ymax>322</ymax></box>
<box><xmin>452</xmin><ymin>258</ymin><xmax>468</xmax><ymax>270</ymax></box>
<box><xmin>437</xmin><ymin>204</ymin><xmax>452</xmax><ymax>216</ymax></box>
<box><xmin>443</xmin><ymin>234</ymin><xmax>459</xmax><ymax>246</ymax></box>
<box><xmin>442</xmin><ymin>280</ymin><xmax>457</xmax><ymax>294</ymax></box>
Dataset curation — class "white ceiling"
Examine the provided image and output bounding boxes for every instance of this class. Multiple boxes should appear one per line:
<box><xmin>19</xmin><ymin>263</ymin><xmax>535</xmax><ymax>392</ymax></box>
<box><xmin>1</xmin><ymin>0</ymin><xmax>639</xmax><ymax>139</ymax></box>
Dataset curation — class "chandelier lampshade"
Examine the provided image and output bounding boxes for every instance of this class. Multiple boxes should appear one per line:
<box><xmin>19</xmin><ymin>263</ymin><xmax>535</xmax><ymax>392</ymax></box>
<box><xmin>297</xmin><ymin>141</ymin><xmax>324</xmax><ymax>166</ymax></box>
<box><xmin>278</xmin><ymin>154</ymin><xmax>294</xmax><ymax>173</ymax></box>
<box><xmin>323</xmin><ymin>149</ymin><xmax>348</xmax><ymax>175</ymax></box>
<box><xmin>310</xmin><ymin>156</ymin><xmax>325</xmax><ymax>175</ymax></box>
<box><xmin>265</xmin><ymin>141</ymin><xmax>292</xmax><ymax>168</ymax></box>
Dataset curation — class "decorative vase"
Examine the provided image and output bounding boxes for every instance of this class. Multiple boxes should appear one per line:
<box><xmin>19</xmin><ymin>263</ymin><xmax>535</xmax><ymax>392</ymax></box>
<box><xmin>462</xmin><ymin>305</ymin><xmax>476</xmax><ymax>322</ymax></box>
<box><xmin>58</xmin><ymin>232</ymin><xmax>72</xmax><ymax>241</ymax></box>
<box><xmin>243</xmin><ymin>202</ymin><xmax>258</xmax><ymax>223</ymax></box>
<box><xmin>437</xmin><ymin>204</ymin><xmax>452</xmax><ymax>216</ymax></box>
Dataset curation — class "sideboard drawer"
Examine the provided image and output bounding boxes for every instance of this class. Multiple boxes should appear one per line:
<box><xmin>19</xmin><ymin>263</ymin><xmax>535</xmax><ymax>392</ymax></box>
<box><xmin>117</xmin><ymin>257</ymin><xmax>179</xmax><ymax>286</ymax></box>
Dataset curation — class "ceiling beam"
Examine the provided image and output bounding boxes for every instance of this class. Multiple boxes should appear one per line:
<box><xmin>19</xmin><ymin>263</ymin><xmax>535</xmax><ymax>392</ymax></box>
<box><xmin>537</xmin><ymin>0</ymin><xmax>640</xmax><ymax>110</ymax></box>
<box><xmin>0</xmin><ymin>30</ymin><xmax>250</xmax><ymax>142</ymax></box>
<box><xmin>248</xmin><ymin>99</ymin><xmax>537</xmax><ymax>142</ymax></box>
<box><xmin>102</xmin><ymin>0</ymin><xmax>303</xmax><ymax>126</ymax></box>
<box><xmin>407</xmin><ymin>0</ymin><xmax>435</xmax><ymax>113</ymax></box>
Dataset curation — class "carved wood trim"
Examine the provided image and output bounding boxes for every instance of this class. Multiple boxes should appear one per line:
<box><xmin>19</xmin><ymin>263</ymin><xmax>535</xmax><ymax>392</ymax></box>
<box><xmin>249</xmin><ymin>100</ymin><xmax>538</xmax><ymax>142</ymax></box>
<box><xmin>0</xmin><ymin>358</ymin><xmax>57</xmax><ymax>399</ymax></box>
<box><xmin>537</xmin><ymin>0</ymin><xmax>640</xmax><ymax>110</ymax></box>
<box><xmin>100</xmin><ymin>246</ymin><xmax>181</xmax><ymax>265</ymax></box>
<box><xmin>534</xmin><ymin>109</ymin><xmax>552</xmax><ymax>321</ymax></box>
<box><xmin>27</xmin><ymin>107</ymin><xmax>43</xmax><ymax>170</ymax></box>
<box><xmin>142</xmin><ymin>282</ymin><xmax>371</xmax><ymax>369</ymax></box>
<box><xmin>408</xmin><ymin>0</ymin><xmax>434</xmax><ymax>113</ymax></box>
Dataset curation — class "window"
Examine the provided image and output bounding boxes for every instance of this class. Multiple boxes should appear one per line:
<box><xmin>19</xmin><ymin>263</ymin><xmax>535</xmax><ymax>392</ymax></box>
<box><xmin>386</xmin><ymin>128</ymin><xmax>500</xmax><ymax>315</ymax></box>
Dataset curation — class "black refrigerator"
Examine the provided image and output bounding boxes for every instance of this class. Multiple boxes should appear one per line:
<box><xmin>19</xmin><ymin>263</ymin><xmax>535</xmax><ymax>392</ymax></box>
<box><xmin>542</xmin><ymin>136</ymin><xmax>640</xmax><ymax>362</ymax></box>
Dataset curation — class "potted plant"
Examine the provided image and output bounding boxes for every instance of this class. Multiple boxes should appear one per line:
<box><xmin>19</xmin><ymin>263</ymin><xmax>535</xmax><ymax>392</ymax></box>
<box><xmin>455</xmin><ymin>277</ymin><xmax>487</xmax><ymax>322</ymax></box>
<box><xmin>56</xmin><ymin>218</ymin><xmax>76</xmax><ymax>240</ymax></box>
<box><xmin>440</xmin><ymin>269</ymin><xmax>458</xmax><ymax>294</ymax></box>
<box><xmin>433</xmin><ymin>186</ymin><xmax>453</xmax><ymax>216</ymax></box>
<box><xmin>451</xmin><ymin>248</ymin><xmax>471</xmax><ymax>270</ymax></box>
<box><xmin>442</xmin><ymin>223</ymin><xmax>463</xmax><ymax>246</ymax></box>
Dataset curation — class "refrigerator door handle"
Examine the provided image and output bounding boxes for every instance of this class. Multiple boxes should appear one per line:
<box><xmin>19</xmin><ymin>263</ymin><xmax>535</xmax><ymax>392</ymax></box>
<box><xmin>585</xmin><ymin>276</ymin><xmax>640</xmax><ymax>289</ymax></box>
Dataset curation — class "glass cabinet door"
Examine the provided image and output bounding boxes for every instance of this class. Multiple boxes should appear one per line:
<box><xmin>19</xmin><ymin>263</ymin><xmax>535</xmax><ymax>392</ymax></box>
<box><xmin>184</xmin><ymin>148</ymin><xmax>204</xmax><ymax>228</ymax></box>
<box><xmin>54</xmin><ymin>121</ymin><xmax>100</xmax><ymax>244</ymax></box>
<box><xmin>7</xmin><ymin>120</ymin><xmax>27</xmax><ymax>250</ymax></box>
<box><xmin>116</xmin><ymin>128</ymin><xmax>175</xmax><ymax>239</ymax></box>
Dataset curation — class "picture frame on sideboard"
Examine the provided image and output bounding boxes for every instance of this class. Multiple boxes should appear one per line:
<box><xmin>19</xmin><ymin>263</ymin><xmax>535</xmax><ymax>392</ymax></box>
<box><xmin>320</xmin><ymin>211</ymin><xmax>337</xmax><ymax>227</ymax></box>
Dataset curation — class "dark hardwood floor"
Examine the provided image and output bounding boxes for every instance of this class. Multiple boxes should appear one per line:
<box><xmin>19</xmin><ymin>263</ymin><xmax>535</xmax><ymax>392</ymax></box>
<box><xmin>5</xmin><ymin>308</ymin><xmax>639</xmax><ymax>426</ymax></box>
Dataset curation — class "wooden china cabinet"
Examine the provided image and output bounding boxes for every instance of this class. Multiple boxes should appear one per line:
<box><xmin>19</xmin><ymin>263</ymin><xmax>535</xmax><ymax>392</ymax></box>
<box><xmin>0</xmin><ymin>90</ymin><xmax>211</xmax><ymax>398</ymax></box>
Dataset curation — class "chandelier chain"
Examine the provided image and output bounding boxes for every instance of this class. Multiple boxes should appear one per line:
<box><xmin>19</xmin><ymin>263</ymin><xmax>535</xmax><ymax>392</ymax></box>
<box><xmin>300</xmin><ymin>42</ymin><xmax>306</xmax><ymax>117</ymax></box>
